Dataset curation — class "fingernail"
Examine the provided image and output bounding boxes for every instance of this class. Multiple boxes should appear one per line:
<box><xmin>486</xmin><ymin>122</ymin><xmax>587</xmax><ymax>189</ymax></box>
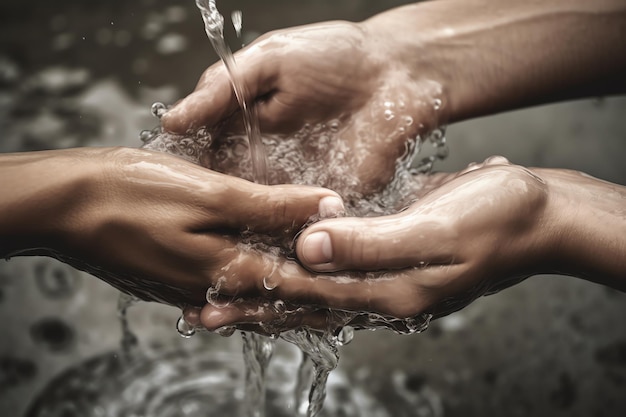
<box><xmin>318</xmin><ymin>196</ymin><xmax>344</xmax><ymax>218</ymax></box>
<box><xmin>301</xmin><ymin>231</ymin><xmax>333</xmax><ymax>265</ymax></box>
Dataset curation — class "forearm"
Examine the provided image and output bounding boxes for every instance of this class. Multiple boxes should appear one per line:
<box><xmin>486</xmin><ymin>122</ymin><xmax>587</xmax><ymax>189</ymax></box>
<box><xmin>364</xmin><ymin>0</ymin><xmax>626</xmax><ymax>123</ymax></box>
<box><xmin>0</xmin><ymin>149</ymin><xmax>100</xmax><ymax>256</ymax></box>
<box><xmin>536</xmin><ymin>168</ymin><xmax>626</xmax><ymax>290</ymax></box>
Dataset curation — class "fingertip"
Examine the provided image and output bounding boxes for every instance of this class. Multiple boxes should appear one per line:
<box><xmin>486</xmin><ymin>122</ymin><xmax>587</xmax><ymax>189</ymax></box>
<box><xmin>200</xmin><ymin>305</ymin><xmax>231</xmax><ymax>331</ymax></box>
<box><xmin>160</xmin><ymin>97</ymin><xmax>196</xmax><ymax>134</ymax></box>
<box><xmin>182</xmin><ymin>306</ymin><xmax>202</xmax><ymax>327</ymax></box>
<box><xmin>318</xmin><ymin>194</ymin><xmax>345</xmax><ymax>218</ymax></box>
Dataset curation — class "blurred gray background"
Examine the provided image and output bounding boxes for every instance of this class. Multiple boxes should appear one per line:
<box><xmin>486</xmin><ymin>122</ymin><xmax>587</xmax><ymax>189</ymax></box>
<box><xmin>1</xmin><ymin>1</ymin><xmax>625</xmax><ymax>416</ymax></box>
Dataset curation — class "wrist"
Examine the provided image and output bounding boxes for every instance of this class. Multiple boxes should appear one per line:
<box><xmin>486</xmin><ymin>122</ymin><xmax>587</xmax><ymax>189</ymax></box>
<box><xmin>532</xmin><ymin>168</ymin><xmax>626</xmax><ymax>288</ymax></box>
<box><xmin>363</xmin><ymin>0</ymin><xmax>626</xmax><ymax>125</ymax></box>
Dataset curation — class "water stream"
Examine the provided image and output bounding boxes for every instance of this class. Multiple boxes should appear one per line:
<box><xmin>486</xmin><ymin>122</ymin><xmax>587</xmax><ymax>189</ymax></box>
<box><xmin>137</xmin><ymin>1</ymin><xmax>447</xmax><ymax>416</ymax></box>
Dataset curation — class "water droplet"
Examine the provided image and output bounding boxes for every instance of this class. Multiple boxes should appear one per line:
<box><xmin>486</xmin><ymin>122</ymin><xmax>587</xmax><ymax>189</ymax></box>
<box><xmin>433</xmin><ymin>98</ymin><xmax>442</xmax><ymax>110</ymax></box>
<box><xmin>176</xmin><ymin>315</ymin><xmax>196</xmax><ymax>338</ymax></box>
<box><xmin>328</xmin><ymin>119</ymin><xmax>340</xmax><ymax>132</ymax></box>
<box><xmin>151</xmin><ymin>102</ymin><xmax>167</xmax><ymax>118</ymax></box>
<box><xmin>272</xmin><ymin>300</ymin><xmax>286</xmax><ymax>315</ymax></box>
<box><xmin>206</xmin><ymin>286</ymin><xmax>230</xmax><ymax>308</ymax></box>
<box><xmin>262</xmin><ymin>276</ymin><xmax>278</xmax><ymax>291</ymax></box>
<box><xmin>139</xmin><ymin>129</ymin><xmax>154</xmax><ymax>143</ymax></box>
<box><xmin>404</xmin><ymin>116</ymin><xmax>413</xmax><ymax>126</ymax></box>
<box><xmin>336</xmin><ymin>326</ymin><xmax>354</xmax><ymax>346</ymax></box>
<box><xmin>383</xmin><ymin>109</ymin><xmax>395</xmax><ymax>121</ymax></box>
<box><xmin>231</xmin><ymin>10</ymin><xmax>243</xmax><ymax>38</ymax></box>
<box><xmin>216</xmin><ymin>325</ymin><xmax>236</xmax><ymax>337</ymax></box>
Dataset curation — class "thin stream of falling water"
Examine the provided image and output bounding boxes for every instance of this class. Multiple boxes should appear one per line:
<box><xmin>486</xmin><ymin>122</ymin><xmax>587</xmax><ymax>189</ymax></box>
<box><xmin>195</xmin><ymin>0</ymin><xmax>268</xmax><ymax>185</ymax></box>
<box><xmin>194</xmin><ymin>2</ymin><xmax>341</xmax><ymax>416</ymax></box>
<box><xmin>117</xmin><ymin>292</ymin><xmax>140</xmax><ymax>358</ymax></box>
<box><xmin>241</xmin><ymin>332</ymin><xmax>274</xmax><ymax>417</ymax></box>
<box><xmin>194</xmin><ymin>2</ymin><xmax>273</xmax><ymax>417</ymax></box>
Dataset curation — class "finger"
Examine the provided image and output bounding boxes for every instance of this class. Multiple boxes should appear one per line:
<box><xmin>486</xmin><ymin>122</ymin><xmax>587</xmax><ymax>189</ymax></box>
<box><xmin>295</xmin><ymin>213</ymin><xmax>456</xmax><ymax>272</ymax></box>
<box><xmin>214</xmin><ymin>181</ymin><xmax>345</xmax><ymax>234</ymax></box>
<box><xmin>199</xmin><ymin>300</ymin><xmax>330</xmax><ymax>332</ymax></box>
<box><xmin>182</xmin><ymin>306</ymin><xmax>202</xmax><ymax>327</ymax></box>
<box><xmin>162</xmin><ymin>46</ymin><xmax>279</xmax><ymax>134</ymax></box>
<box><xmin>250</xmin><ymin>256</ymin><xmax>450</xmax><ymax>319</ymax></box>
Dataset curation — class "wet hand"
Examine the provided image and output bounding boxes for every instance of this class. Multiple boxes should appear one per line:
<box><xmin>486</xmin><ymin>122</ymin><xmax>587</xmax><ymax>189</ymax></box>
<box><xmin>6</xmin><ymin>147</ymin><xmax>344</xmax><ymax>308</ymax></box>
<box><xmin>162</xmin><ymin>21</ymin><xmax>447</xmax><ymax>195</ymax></box>
<box><xmin>191</xmin><ymin>157</ymin><xmax>555</xmax><ymax>332</ymax></box>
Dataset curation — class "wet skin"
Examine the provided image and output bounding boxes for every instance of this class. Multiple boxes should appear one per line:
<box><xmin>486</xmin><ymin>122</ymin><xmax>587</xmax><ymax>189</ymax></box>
<box><xmin>0</xmin><ymin>147</ymin><xmax>344</xmax><ymax>307</ymax></box>
<box><xmin>188</xmin><ymin>158</ymin><xmax>626</xmax><ymax>333</ymax></box>
<box><xmin>167</xmin><ymin>0</ymin><xmax>626</xmax><ymax>332</ymax></box>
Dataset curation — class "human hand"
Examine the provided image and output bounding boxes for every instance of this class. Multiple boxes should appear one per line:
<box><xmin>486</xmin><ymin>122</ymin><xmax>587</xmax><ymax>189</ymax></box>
<box><xmin>189</xmin><ymin>157</ymin><xmax>556</xmax><ymax>333</ymax></box>
<box><xmin>0</xmin><ymin>147</ymin><xmax>344</xmax><ymax>308</ymax></box>
<box><xmin>161</xmin><ymin>21</ymin><xmax>447</xmax><ymax>195</ymax></box>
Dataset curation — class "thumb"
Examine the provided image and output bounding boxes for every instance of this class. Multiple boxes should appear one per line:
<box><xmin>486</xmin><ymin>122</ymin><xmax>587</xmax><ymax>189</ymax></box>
<box><xmin>161</xmin><ymin>50</ymin><xmax>278</xmax><ymax>134</ymax></box>
<box><xmin>296</xmin><ymin>213</ymin><xmax>455</xmax><ymax>272</ymax></box>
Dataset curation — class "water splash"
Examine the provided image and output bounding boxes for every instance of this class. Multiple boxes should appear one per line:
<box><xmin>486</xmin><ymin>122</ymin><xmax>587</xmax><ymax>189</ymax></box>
<box><xmin>136</xmin><ymin>2</ymin><xmax>448</xmax><ymax>416</ymax></box>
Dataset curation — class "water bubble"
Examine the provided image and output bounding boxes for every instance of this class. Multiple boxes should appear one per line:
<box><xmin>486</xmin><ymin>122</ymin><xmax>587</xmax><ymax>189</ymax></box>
<box><xmin>150</xmin><ymin>102</ymin><xmax>167</xmax><ymax>118</ymax></box>
<box><xmin>405</xmin><ymin>116</ymin><xmax>413</xmax><ymax>126</ymax></box>
<box><xmin>433</xmin><ymin>98</ymin><xmax>442</xmax><ymax>110</ymax></box>
<box><xmin>176</xmin><ymin>315</ymin><xmax>196</xmax><ymax>338</ymax></box>
<box><xmin>383</xmin><ymin>109</ymin><xmax>395</xmax><ymax>121</ymax></box>
<box><xmin>336</xmin><ymin>326</ymin><xmax>354</xmax><ymax>346</ymax></box>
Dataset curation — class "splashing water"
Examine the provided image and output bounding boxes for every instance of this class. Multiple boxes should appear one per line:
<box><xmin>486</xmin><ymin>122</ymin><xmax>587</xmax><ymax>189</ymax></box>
<box><xmin>137</xmin><ymin>2</ymin><xmax>448</xmax><ymax>416</ymax></box>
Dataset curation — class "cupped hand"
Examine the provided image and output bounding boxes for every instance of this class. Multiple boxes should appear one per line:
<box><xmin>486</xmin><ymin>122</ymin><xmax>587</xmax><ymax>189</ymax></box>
<box><xmin>44</xmin><ymin>147</ymin><xmax>344</xmax><ymax>308</ymax></box>
<box><xmin>192</xmin><ymin>157</ymin><xmax>555</xmax><ymax>332</ymax></box>
<box><xmin>162</xmin><ymin>21</ymin><xmax>446</xmax><ymax>194</ymax></box>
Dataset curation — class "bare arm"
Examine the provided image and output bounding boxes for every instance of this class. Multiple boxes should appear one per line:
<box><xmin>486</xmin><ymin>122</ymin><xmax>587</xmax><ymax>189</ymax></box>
<box><xmin>365</xmin><ymin>0</ymin><xmax>626</xmax><ymax>123</ymax></box>
<box><xmin>0</xmin><ymin>147</ymin><xmax>342</xmax><ymax>306</ymax></box>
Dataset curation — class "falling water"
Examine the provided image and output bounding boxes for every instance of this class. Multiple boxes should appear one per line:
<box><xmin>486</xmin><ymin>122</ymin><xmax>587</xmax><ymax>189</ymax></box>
<box><xmin>195</xmin><ymin>0</ymin><xmax>268</xmax><ymax>185</ymax></box>
<box><xmin>136</xmin><ymin>1</ymin><xmax>447</xmax><ymax>416</ymax></box>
